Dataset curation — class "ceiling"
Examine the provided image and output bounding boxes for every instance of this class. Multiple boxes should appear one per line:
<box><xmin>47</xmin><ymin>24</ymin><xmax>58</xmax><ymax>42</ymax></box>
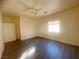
<box><xmin>2</xmin><ymin>0</ymin><xmax>79</xmax><ymax>17</ymax></box>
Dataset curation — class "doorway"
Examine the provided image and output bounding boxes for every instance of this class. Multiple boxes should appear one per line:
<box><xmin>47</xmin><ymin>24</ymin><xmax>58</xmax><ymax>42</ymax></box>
<box><xmin>4</xmin><ymin>23</ymin><xmax>16</xmax><ymax>43</ymax></box>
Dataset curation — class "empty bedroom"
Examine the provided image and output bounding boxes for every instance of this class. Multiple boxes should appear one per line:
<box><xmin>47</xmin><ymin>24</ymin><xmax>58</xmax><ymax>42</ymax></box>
<box><xmin>0</xmin><ymin>0</ymin><xmax>79</xmax><ymax>59</ymax></box>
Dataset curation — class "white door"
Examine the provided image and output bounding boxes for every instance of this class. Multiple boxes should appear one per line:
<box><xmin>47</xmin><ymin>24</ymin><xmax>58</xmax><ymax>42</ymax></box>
<box><xmin>4</xmin><ymin>23</ymin><xmax>16</xmax><ymax>42</ymax></box>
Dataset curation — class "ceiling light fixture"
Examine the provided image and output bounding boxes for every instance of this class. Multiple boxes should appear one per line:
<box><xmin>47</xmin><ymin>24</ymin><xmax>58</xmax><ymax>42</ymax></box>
<box><xmin>19</xmin><ymin>0</ymin><xmax>46</xmax><ymax>16</ymax></box>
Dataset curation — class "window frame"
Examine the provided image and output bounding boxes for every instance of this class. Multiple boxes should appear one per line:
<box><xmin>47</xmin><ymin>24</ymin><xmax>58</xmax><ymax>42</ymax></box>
<box><xmin>48</xmin><ymin>21</ymin><xmax>60</xmax><ymax>33</ymax></box>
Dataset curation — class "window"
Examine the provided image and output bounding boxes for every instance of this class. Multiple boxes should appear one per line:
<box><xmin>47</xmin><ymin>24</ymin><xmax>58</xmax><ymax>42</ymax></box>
<box><xmin>48</xmin><ymin>20</ymin><xmax>60</xmax><ymax>32</ymax></box>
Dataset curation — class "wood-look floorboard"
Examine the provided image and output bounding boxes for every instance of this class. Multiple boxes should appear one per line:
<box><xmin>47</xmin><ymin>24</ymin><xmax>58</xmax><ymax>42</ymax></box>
<box><xmin>2</xmin><ymin>37</ymin><xmax>79</xmax><ymax>59</ymax></box>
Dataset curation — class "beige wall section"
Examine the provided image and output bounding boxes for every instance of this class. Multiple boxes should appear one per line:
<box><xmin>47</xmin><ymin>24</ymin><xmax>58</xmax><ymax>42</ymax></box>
<box><xmin>20</xmin><ymin>17</ymin><xmax>36</xmax><ymax>40</ymax></box>
<box><xmin>3</xmin><ymin>15</ymin><xmax>21</xmax><ymax>39</ymax></box>
<box><xmin>0</xmin><ymin>12</ymin><xmax>4</xmax><ymax>59</ymax></box>
<box><xmin>37</xmin><ymin>6</ymin><xmax>79</xmax><ymax>46</ymax></box>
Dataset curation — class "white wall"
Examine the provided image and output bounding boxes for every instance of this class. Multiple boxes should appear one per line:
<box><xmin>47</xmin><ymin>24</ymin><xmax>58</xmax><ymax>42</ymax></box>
<box><xmin>19</xmin><ymin>6</ymin><xmax>79</xmax><ymax>46</ymax></box>
<box><xmin>0</xmin><ymin>11</ymin><xmax>4</xmax><ymax>59</ymax></box>
<box><xmin>37</xmin><ymin>6</ymin><xmax>79</xmax><ymax>46</ymax></box>
<box><xmin>20</xmin><ymin>17</ymin><xmax>36</xmax><ymax>40</ymax></box>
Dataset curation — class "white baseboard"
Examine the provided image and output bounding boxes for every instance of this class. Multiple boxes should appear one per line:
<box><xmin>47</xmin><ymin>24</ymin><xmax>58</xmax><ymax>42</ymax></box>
<box><xmin>38</xmin><ymin>33</ymin><xmax>79</xmax><ymax>46</ymax></box>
